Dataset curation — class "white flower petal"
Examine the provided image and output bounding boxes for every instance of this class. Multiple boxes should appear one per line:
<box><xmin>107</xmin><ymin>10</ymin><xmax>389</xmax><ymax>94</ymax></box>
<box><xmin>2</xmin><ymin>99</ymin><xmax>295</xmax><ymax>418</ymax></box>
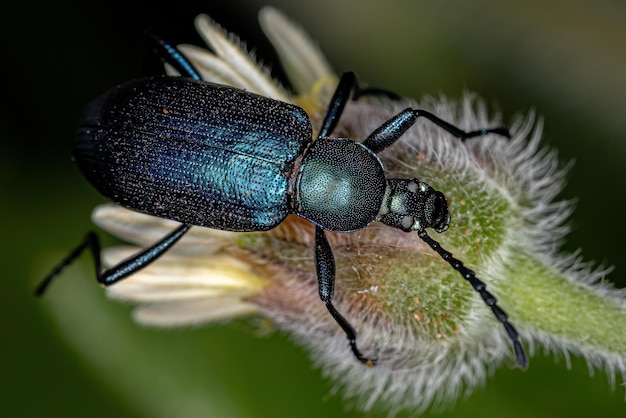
<box><xmin>103</xmin><ymin>246</ymin><xmax>265</xmax><ymax>301</ymax></box>
<box><xmin>92</xmin><ymin>204</ymin><xmax>238</xmax><ymax>255</ymax></box>
<box><xmin>133</xmin><ymin>297</ymin><xmax>260</xmax><ymax>327</ymax></box>
<box><xmin>259</xmin><ymin>6</ymin><xmax>335</xmax><ymax>95</ymax></box>
<box><xmin>193</xmin><ymin>14</ymin><xmax>289</xmax><ymax>101</ymax></box>
<box><xmin>103</xmin><ymin>245</ymin><xmax>265</xmax><ymax>327</ymax></box>
<box><xmin>174</xmin><ymin>44</ymin><xmax>258</xmax><ymax>88</ymax></box>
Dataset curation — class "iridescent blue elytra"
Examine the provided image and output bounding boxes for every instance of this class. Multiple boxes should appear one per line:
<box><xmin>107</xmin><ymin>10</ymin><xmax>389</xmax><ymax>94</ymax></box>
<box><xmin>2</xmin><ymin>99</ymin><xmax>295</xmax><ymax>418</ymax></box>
<box><xmin>75</xmin><ymin>76</ymin><xmax>311</xmax><ymax>231</ymax></box>
<box><xmin>38</xmin><ymin>38</ymin><xmax>526</xmax><ymax>369</ymax></box>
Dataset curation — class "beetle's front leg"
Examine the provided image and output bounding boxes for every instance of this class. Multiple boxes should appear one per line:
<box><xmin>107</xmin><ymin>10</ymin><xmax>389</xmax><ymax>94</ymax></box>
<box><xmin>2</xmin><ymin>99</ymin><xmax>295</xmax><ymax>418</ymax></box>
<box><xmin>362</xmin><ymin>108</ymin><xmax>510</xmax><ymax>154</ymax></box>
<box><xmin>314</xmin><ymin>226</ymin><xmax>375</xmax><ymax>367</ymax></box>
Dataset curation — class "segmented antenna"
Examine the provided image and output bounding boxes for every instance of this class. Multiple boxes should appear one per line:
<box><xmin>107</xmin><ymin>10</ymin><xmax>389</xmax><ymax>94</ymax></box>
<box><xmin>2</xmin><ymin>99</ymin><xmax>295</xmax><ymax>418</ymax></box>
<box><xmin>417</xmin><ymin>229</ymin><xmax>527</xmax><ymax>368</ymax></box>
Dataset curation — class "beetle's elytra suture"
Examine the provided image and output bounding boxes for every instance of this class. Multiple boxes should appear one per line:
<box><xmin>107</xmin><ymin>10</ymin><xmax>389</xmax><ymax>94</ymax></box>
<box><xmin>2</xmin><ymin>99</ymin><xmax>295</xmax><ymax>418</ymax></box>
<box><xmin>36</xmin><ymin>33</ymin><xmax>527</xmax><ymax>369</ymax></box>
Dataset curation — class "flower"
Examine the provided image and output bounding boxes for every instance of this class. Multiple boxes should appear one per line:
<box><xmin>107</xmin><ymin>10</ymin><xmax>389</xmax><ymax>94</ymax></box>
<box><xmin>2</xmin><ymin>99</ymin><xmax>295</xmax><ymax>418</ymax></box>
<box><xmin>86</xmin><ymin>6</ymin><xmax>626</xmax><ymax>415</ymax></box>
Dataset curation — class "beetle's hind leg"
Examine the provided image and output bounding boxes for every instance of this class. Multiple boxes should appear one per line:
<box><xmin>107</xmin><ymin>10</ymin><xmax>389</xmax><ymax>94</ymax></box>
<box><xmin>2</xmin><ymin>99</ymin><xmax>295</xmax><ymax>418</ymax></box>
<box><xmin>35</xmin><ymin>232</ymin><xmax>101</xmax><ymax>296</ymax></box>
<box><xmin>144</xmin><ymin>32</ymin><xmax>202</xmax><ymax>81</ymax></box>
<box><xmin>35</xmin><ymin>224</ymin><xmax>191</xmax><ymax>295</ymax></box>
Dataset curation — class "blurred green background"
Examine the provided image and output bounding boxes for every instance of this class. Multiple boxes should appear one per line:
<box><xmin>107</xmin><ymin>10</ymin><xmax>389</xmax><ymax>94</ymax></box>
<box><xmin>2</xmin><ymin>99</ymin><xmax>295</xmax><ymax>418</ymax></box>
<box><xmin>2</xmin><ymin>0</ymin><xmax>625</xmax><ymax>417</ymax></box>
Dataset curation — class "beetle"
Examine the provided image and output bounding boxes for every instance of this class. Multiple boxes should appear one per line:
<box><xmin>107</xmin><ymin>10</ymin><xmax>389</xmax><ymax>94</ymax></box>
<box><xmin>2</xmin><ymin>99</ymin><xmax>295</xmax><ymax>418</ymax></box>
<box><xmin>36</xmin><ymin>35</ymin><xmax>527</xmax><ymax>369</ymax></box>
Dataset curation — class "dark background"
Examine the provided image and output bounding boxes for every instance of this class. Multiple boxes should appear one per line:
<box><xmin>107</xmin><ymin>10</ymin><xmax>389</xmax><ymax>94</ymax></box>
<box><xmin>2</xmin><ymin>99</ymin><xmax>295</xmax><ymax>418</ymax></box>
<box><xmin>2</xmin><ymin>1</ymin><xmax>625</xmax><ymax>417</ymax></box>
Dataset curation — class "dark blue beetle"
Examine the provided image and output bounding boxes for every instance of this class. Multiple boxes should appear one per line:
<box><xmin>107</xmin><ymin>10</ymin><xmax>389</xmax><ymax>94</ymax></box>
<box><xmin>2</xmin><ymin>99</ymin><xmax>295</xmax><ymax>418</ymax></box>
<box><xmin>37</xmin><ymin>36</ymin><xmax>526</xmax><ymax>369</ymax></box>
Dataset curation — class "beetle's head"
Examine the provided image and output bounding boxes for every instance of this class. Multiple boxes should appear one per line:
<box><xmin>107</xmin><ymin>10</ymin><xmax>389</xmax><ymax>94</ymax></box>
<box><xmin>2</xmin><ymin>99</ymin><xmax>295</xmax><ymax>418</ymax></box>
<box><xmin>376</xmin><ymin>178</ymin><xmax>450</xmax><ymax>233</ymax></box>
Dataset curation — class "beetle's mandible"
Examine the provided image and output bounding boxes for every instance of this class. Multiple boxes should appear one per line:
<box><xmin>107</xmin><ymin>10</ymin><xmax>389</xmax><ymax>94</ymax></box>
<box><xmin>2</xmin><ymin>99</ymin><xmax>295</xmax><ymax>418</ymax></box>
<box><xmin>36</xmin><ymin>35</ymin><xmax>527</xmax><ymax>369</ymax></box>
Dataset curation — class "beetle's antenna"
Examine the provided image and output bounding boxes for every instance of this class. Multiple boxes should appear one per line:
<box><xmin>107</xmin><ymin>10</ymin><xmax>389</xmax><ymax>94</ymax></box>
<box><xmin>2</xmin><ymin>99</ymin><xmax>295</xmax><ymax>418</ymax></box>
<box><xmin>416</xmin><ymin>229</ymin><xmax>527</xmax><ymax>369</ymax></box>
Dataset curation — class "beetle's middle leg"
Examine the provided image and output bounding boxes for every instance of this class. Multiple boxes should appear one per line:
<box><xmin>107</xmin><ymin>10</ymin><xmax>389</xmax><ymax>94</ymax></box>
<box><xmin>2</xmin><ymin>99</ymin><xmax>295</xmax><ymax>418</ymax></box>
<box><xmin>317</xmin><ymin>72</ymin><xmax>357</xmax><ymax>138</ymax></box>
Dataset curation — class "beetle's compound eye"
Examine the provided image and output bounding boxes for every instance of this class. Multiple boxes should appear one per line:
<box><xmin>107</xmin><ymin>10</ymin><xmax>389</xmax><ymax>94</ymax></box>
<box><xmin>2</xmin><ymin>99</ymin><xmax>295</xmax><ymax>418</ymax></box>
<box><xmin>426</xmin><ymin>191</ymin><xmax>450</xmax><ymax>233</ymax></box>
<box><xmin>401</xmin><ymin>215</ymin><xmax>415</xmax><ymax>230</ymax></box>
